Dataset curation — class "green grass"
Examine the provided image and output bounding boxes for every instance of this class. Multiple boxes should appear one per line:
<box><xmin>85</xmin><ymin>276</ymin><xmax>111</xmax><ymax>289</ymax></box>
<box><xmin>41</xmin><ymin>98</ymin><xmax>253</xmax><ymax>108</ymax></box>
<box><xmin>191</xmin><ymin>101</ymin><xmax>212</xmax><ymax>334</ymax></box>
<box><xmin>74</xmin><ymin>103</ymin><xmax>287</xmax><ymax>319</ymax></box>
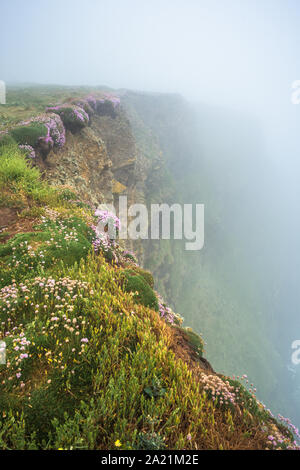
<box><xmin>49</xmin><ymin>106</ymin><xmax>88</xmax><ymax>132</ymax></box>
<box><xmin>0</xmin><ymin>216</ymin><xmax>95</xmax><ymax>288</ymax></box>
<box><xmin>1</xmin><ymin>251</ymin><xmax>292</xmax><ymax>450</ymax></box>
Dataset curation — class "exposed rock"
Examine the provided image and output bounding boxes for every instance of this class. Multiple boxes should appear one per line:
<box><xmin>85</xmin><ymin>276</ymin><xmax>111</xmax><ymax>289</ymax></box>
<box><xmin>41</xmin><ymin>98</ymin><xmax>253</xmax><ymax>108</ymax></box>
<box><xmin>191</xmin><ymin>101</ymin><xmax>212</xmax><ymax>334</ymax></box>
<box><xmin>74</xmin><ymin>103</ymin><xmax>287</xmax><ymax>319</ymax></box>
<box><xmin>37</xmin><ymin>126</ymin><xmax>114</xmax><ymax>206</ymax></box>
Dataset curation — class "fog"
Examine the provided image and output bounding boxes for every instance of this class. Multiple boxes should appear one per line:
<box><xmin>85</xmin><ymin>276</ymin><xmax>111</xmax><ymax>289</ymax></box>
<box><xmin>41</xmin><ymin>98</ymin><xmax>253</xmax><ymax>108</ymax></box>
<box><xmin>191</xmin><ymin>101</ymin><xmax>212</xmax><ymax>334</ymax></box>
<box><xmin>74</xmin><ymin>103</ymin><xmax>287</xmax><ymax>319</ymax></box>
<box><xmin>2</xmin><ymin>0</ymin><xmax>300</xmax><ymax>157</ymax></box>
<box><xmin>1</xmin><ymin>0</ymin><xmax>300</xmax><ymax>424</ymax></box>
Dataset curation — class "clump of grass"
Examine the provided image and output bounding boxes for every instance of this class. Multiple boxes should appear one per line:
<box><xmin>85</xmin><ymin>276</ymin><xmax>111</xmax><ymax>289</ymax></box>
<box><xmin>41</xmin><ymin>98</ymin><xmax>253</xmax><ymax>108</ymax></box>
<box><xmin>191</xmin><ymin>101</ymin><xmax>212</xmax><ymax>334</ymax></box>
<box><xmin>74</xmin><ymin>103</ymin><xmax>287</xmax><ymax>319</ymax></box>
<box><xmin>0</xmin><ymin>144</ymin><xmax>40</xmax><ymax>186</ymax></box>
<box><xmin>46</xmin><ymin>105</ymin><xmax>89</xmax><ymax>132</ymax></box>
<box><xmin>0</xmin><ymin>134</ymin><xmax>16</xmax><ymax>150</ymax></box>
<box><xmin>0</xmin><ymin>144</ymin><xmax>56</xmax><ymax>205</ymax></box>
<box><xmin>126</xmin><ymin>266</ymin><xmax>154</xmax><ymax>288</ymax></box>
<box><xmin>123</xmin><ymin>270</ymin><xmax>159</xmax><ymax>311</ymax></box>
<box><xmin>135</xmin><ymin>431</ymin><xmax>166</xmax><ymax>450</ymax></box>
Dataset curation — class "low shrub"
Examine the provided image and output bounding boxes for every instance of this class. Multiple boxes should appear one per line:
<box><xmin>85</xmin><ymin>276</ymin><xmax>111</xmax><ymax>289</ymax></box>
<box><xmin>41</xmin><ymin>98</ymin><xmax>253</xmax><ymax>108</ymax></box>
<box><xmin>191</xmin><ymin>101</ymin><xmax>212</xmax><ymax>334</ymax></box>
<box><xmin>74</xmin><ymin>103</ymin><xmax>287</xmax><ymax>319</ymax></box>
<box><xmin>95</xmin><ymin>95</ymin><xmax>120</xmax><ymax>118</ymax></box>
<box><xmin>58</xmin><ymin>188</ymin><xmax>77</xmax><ymax>201</ymax></box>
<box><xmin>85</xmin><ymin>95</ymin><xmax>97</xmax><ymax>110</ymax></box>
<box><xmin>86</xmin><ymin>94</ymin><xmax>120</xmax><ymax>115</ymax></box>
<box><xmin>6</xmin><ymin>113</ymin><xmax>65</xmax><ymax>158</ymax></box>
<box><xmin>135</xmin><ymin>431</ymin><xmax>166</xmax><ymax>450</ymax></box>
<box><xmin>10</xmin><ymin>123</ymin><xmax>47</xmax><ymax>147</ymax></box>
<box><xmin>34</xmin><ymin>113</ymin><xmax>66</xmax><ymax>148</ymax></box>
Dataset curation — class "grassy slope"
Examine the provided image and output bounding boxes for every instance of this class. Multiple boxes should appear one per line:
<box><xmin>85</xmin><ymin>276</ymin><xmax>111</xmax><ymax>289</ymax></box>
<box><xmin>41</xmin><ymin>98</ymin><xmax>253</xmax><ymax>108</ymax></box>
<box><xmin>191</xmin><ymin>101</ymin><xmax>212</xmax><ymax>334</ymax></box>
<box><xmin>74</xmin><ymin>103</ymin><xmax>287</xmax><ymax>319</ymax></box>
<box><xmin>0</xmin><ymin>89</ymin><xmax>297</xmax><ymax>450</ymax></box>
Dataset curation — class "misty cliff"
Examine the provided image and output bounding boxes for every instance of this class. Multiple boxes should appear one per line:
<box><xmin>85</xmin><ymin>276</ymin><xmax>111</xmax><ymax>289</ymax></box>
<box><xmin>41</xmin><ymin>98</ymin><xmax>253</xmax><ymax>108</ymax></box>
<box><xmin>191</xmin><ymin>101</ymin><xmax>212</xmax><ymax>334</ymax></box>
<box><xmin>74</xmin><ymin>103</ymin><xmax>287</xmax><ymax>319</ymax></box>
<box><xmin>0</xmin><ymin>87</ymin><xmax>298</xmax><ymax>449</ymax></box>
